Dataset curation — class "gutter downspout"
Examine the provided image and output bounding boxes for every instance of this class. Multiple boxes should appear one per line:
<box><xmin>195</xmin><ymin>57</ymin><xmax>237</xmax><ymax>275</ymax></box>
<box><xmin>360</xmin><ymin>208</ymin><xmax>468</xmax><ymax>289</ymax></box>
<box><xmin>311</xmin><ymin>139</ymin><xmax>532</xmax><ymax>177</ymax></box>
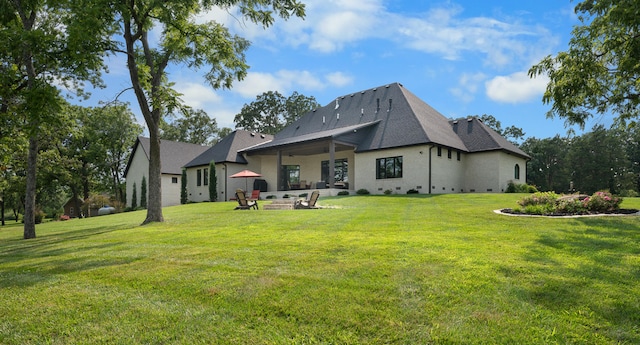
<box><xmin>428</xmin><ymin>145</ymin><xmax>434</xmax><ymax>194</ymax></box>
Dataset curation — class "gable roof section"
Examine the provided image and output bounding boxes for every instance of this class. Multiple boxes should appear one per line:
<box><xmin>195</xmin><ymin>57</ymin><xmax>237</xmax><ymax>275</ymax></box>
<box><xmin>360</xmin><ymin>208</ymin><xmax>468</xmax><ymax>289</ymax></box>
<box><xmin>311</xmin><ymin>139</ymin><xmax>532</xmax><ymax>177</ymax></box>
<box><xmin>124</xmin><ymin>136</ymin><xmax>210</xmax><ymax>176</ymax></box>
<box><xmin>184</xmin><ymin>130</ymin><xmax>273</xmax><ymax>168</ymax></box>
<box><xmin>451</xmin><ymin>118</ymin><xmax>530</xmax><ymax>158</ymax></box>
<box><xmin>247</xmin><ymin>83</ymin><xmax>468</xmax><ymax>154</ymax></box>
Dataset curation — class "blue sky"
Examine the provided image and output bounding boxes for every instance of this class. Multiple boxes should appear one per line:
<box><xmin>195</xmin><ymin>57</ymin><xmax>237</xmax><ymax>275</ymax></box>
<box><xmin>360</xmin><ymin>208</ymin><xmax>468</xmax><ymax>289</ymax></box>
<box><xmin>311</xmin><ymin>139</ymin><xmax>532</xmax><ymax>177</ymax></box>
<box><xmin>83</xmin><ymin>0</ymin><xmax>605</xmax><ymax>140</ymax></box>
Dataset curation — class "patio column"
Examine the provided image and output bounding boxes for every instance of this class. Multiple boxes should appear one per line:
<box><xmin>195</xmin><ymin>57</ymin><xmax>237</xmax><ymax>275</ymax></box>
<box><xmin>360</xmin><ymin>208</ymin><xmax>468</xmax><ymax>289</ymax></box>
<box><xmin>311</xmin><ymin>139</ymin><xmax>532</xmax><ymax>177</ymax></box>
<box><xmin>276</xmin><ymin>150</ymin><xmax>282</xmax><ymax>191</ymax></box>
<box><xmin>328</xmin><ymin>139</ymin><xmax>335</xmax><ymax>189</ymax></box>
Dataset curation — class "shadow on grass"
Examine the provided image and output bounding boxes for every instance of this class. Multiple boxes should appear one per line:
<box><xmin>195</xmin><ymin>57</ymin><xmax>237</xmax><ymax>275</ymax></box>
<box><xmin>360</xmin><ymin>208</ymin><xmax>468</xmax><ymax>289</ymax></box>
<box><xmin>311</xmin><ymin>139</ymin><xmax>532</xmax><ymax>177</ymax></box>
<box><xmin>0</xmin><ymin>222</ymin><xmax>141</xmax><ymax>289</ymax></box>
<box><xmin>515</xmin><ymin>217</ymin><xmax>640</xmax><ymax>342</ymax></box>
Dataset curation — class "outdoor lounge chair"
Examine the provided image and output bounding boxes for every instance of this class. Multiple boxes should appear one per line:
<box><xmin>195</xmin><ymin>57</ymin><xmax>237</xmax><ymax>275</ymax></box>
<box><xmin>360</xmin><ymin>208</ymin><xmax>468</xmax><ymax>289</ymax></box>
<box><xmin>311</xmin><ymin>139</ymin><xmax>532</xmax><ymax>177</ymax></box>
<box><xmin>295</xmin><ymin>190</ymin><xmax>320</xmax><ymax>209</ymax></box>
<box><xmin>250</xmin><ymin>190</ymin><xmax>260</xmax><ymax>200</ymax></box>
<box><xmin>234</xmin><ymin>189</ymin><xmax>258</xmax><ymax>210</ymax></box>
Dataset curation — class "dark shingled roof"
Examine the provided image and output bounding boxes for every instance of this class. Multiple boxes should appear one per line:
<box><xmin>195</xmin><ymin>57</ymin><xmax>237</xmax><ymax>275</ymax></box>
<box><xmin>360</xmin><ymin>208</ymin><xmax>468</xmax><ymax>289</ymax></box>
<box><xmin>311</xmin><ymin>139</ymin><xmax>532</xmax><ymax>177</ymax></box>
<box><xmin>125</xmin><ymin>137</ymin><xmax>210</xmax><ymax>176</ymax></box>
<box><xmin>184</xmin><ymin>130</ymin><xmax>274</xmax><ymax>168</ymax></box>
<box><xmin>451</xmin><ymin>117</ymin><xmax>530</xmax><ymax>158</ymax></box>
<box><xmin>247</xmin><ymin>82</ymin><xmax>529</xmax><ymax>158</ymax></box>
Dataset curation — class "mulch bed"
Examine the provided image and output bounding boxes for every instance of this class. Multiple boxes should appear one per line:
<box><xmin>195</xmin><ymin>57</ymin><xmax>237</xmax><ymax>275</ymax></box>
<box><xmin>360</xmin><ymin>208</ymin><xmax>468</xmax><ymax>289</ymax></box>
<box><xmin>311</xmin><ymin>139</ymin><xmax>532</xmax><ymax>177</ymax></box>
<box><xmin>497</xmin><ymin>208</ymin><xmax>640</xmax><ymax>217</ymax></box>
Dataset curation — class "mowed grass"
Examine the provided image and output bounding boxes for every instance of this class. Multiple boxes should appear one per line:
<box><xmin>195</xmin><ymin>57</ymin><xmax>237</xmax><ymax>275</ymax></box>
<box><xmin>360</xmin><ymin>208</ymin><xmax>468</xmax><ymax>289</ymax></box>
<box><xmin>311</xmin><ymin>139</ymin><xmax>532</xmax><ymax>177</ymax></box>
<box><xmin>1</xmin><ymin>194</ymin><xmax>639</xmax><ymax>344</ymax></box>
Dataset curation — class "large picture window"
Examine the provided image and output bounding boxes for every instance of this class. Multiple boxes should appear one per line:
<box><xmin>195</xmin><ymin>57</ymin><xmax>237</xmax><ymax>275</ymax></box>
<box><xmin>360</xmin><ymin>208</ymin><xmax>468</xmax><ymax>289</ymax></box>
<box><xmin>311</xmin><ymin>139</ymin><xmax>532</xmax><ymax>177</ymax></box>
<box><xmin>321</xmin><ymin>159</ymin><xmax>348</xmax><ymax>182</ymax></box>
<box><xmin>376</xmin><ymin>156</ymin><xmax>403</xmax><ymax>179</ymax></box>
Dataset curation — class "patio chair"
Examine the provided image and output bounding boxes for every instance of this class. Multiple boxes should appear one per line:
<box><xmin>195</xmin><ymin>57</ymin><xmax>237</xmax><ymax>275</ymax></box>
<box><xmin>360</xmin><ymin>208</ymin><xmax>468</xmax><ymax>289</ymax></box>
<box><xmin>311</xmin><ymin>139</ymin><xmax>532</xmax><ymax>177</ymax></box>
<box><xmin>295</xmin><ymin>190</ymin><xmax>320</xmax><ymax>209</ymax></box>
<box><xmin>234</xmin><ymin>189</ymin><xmax>258</xmax><ymax>210</ymax></box>
<box><xmin>250</xmin><ymin>190</ymin><xmax>260</xmax><ymax>200</ymax></box>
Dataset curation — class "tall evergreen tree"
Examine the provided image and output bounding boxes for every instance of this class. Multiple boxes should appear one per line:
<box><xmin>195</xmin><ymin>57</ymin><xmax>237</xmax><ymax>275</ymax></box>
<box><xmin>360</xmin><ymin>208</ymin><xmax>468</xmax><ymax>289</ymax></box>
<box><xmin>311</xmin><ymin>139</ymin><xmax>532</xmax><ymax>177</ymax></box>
<box><xmin>140</xmin><ymin>176</ymin><xmax>147</xmax><ymax>209</ymax></box>
<box><xmin>181</xmin><ymin>169</ymin><xmax>188</xmax><ymax>204</ymax></box>
<box><xmin>209</xmin><ymin>161</ymin><xmax>217</xmax><ymax>202</ymax></box>
<box><xmin>131</xmin><ymin>182</ymin><xmax>137</xmax><ymax>209</ymax></box>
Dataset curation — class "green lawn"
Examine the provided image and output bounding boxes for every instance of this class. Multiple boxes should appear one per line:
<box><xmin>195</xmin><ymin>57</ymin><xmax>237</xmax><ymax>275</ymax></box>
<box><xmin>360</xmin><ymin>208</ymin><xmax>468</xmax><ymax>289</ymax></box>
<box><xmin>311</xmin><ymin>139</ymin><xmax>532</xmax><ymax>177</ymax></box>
<box><xmin>1</xmin><ymin>194</ymin><xmax>639</xmax><ymax>344</ymax></box>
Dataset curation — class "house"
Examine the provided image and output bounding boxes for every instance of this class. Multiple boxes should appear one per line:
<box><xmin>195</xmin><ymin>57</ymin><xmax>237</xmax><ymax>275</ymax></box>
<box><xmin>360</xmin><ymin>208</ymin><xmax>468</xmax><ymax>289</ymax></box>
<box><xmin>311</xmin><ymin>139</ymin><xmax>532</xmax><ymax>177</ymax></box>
<box><xmin>124</xmin><ymin>137</ymin><xmax>209</xmax><ymax>207</ymax></box>
<box><xmin>183</xmin><ymin>130</ymin><xmax>273</xmax><ymax>202</ymax></box>
<box><xmin>63</xmin><ymin>197</ymin><xmax>85</xmax><ymax>218</ymax></box>
<box><xmin>62</xmin><ymin>197</ymin><xmax>100</xmax><ymax>218</ymax></box>
<box><xmin>239</xmin><ymin>82</ymin><xmax>529</xmax><ymax>195</ymax></box>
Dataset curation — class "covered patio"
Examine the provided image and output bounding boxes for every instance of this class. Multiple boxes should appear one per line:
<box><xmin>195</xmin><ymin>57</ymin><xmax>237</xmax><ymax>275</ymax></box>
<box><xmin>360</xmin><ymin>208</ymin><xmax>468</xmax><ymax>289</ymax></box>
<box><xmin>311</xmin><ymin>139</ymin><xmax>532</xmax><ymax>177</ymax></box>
<box><xmin>243</xmin><ymin>121</ymin><xmax>380</xmax><ymax>193</ymax></box>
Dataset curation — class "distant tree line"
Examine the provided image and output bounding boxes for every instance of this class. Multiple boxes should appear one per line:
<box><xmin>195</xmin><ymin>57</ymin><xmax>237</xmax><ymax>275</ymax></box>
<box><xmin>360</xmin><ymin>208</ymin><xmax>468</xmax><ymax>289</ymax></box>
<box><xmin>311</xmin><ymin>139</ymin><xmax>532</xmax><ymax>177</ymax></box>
<box><xmin>521</xmin><ymin>125</ymin><xmax>640</xmax><ymax>196</ymax></box>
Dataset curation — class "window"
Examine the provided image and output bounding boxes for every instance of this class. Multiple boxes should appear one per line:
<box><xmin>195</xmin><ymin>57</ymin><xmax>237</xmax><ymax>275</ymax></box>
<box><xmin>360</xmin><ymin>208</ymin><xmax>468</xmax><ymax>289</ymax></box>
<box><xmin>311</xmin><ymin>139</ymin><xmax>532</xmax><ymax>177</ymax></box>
<box><xmin>197</xmin><ymin>169</ymin><xmax>202</xmax><ymax>186</ymax></box>
<box><xmin>447</xmin><ymin>149</ymin><xmax>452</xmax><ymax>159</ymax></box>
<box><xmin>321</xmin><ymin>159</ymin><xmax>348</xmax><ymax>182</ymax></box>
<box><xmin>171</xmin><ymin>177</ymin><xmax>178</xmax><ymax>184</ymax></box>
<box><xmin>376</xmin><ymin>156</ymin><xmax>403</xmax><ymax>179</ymax></box>
<box><xmin>281</xmin><ymin>165</ymin><xmax>300</xmax><ymax>188</ymax></box>
<box><xmin>514</xmin><ymin>164</ymin><xmax>520</xmax><ymax>180</ymax></box>
<box><xmin>437</xmin><ymin>146</ymin><xmax>442</xmax><ymax>157</ymax></box>
<box><xmin>204</xmin><ymin>168</ymin><xmax>209</xmax><ymax>186</ymax></box>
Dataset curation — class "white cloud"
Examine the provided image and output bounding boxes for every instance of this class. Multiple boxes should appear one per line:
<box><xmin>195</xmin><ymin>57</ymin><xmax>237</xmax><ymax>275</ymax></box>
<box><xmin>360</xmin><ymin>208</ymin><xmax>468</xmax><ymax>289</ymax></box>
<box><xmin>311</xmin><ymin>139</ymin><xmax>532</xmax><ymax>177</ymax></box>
<box><xmin>233</xmin><ymin>69</ymin><xmax>348</xmax><ymax>98</ymax></box>
<box><xmin>450</xmin><ymin>72</ymin><xmax>487</xmax><ymax>103</ymax></box>
<box><xmin>174</xmin><ymin>82</ymin><xmax>223</xmax><ymax>109</ymax></box>
<box><xmin>325</xmin><ymin>72</ymin><xmax>353</xmax><ymax>87</ymax></box>
<box><xmin>485</xmin><ymin>71</ymin><xmax>549</xmax><ymax>103</ymax></box>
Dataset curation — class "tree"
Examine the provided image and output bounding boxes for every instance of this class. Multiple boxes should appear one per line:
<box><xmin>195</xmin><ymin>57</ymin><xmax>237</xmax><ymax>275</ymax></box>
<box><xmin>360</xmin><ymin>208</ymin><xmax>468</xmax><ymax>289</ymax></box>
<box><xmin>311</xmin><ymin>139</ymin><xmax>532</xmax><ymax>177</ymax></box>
<box><xmin>520</xmin><ymin>136</ymin><xmax>571</xmax><ymax>192</ymax></box>
<box><xmin>529</xmin><ymin>0</ymin><xmax>640</xmax><ymax>127</ymax></box>
<box><xmin>209</xmin><ymin>161</ymin><xmax>217</xmax><ymax>202</ymax></box>
<box><xmin>161</xmin><ymin>108</ymin><xmax>220</xmax><ymax>145</ymax></box>
<box><xmin>235</xmin><ymin>91</ymin><xmax>320</xmax><ymax>135</ymax></box>
<box><xmin>180</xmin><ymin>169</ymin><xmax>188</xmax><ymax>204</ymax></box>
<box><xmin>140</xmin><ymin>175</ymin><xmax>147</xmax><ymax>209</ymax></box>
<box><xmin>1</xmin><ymin>0</ymin><xmax>115</xmax><ymax>238</ymax></box>
<box><xmin>477</xmin><ymin>115</ymin><xmax>526</xmax><ymax>144</ymax></box>
<box><xmin>131</xmin><ymin>182</ymin><xmax>137</xmax><ymax>210</ymax></box>
<box><xmin>114</xmin><ymin>0</ymin><xmax>306</xmax><ymax>224</ymax></box>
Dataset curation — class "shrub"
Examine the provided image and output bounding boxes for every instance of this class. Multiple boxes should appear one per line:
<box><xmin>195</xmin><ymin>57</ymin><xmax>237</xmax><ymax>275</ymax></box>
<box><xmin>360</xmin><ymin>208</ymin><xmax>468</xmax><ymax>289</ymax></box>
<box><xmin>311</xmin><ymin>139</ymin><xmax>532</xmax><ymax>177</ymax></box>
<box><xmin>383</xmin><ymin>189</ymin><xmax>393</xmax><ymax>195</ymax></box>
<box><xmin>523</xmin><ymin>204</ymin><xmax>555</xmax><ymax>215</ymax></box>
<box><xmin>266</xmin><ymin>195</ymin><xmax>276</xmax><ymax>199</ymax></box>
<box><xmin>517</xmin><ymin>192</ymin><xmax>559</xmax><ymax>207</ymax></box>
<box><xmin>337</xmin><ymin>191</ymin><xmax>349</xmax><ymax>196</ymax></box>
<box><xmin>299</xmin><ymin>193</ymin><xmax>308</xmax><ymax>198</ymax></box>
<box><xmin>583</xmin><ymin>191</ymin><xmax>622</xmax><ymax>213</ymax></box>
<box><xmin>506</xmin><ymin>182</ymin><xmax>538</xmax><ymax>193</ymax></box>
<box><xmin>356</xmin><ymin>189</ymin><xmax>370</xmax><ymax>195</ymax></box>
<box><xmin>514</xmin><ymin>191</ymin><xmax>624</xmax><ymax>215</ymax></box>
<box><xmin>555</xmin><ymin>198</ymin><xmax>588</xmax><ymax>214</ymax></box>
<box><xmin>34</xmin><ymin>209</ymin><xmax>45</xmax><ymax>224</ymax></box>
<box><xmin>406</xmin><ymin>189</ymin><xmax>419</xmax><ymax>194</ymax></box>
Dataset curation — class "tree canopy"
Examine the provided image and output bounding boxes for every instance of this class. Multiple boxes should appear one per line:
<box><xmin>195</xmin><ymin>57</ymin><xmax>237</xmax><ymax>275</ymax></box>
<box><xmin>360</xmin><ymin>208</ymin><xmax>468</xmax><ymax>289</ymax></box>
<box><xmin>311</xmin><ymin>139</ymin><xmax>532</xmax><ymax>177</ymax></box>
<box><xmin>161</xmin><ymin>108</ymin><xmax>220</xmax><ymax>146</ymax></box>
<box><xmin>529</xmin><ymin>0</ymin><xmax>640</xmax><ymax>127</ymax></box>
<box><xmin>234</xmin><ymin>91</ymin><xmax>320</xmax><ymax>135</ymax></box>
<box><xmin>114</xmin><ymin>0</ymin><xmax>306</xmax><ymax>224</ymax></box>
<box><xmin>1</xmin><ymin>0</ymin><xmax>115</xmax><ymax>238</ymax></box>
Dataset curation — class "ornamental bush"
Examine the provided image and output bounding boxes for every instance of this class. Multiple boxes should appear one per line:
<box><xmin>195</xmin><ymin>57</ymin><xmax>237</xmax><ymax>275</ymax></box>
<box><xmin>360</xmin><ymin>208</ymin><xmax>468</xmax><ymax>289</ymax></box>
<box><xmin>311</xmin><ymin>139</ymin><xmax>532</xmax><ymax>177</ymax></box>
<box><xmin>583</xmin><ymin>191</ymin><xmax>622</xmax><ymax>213</ymax></box>
<box><xmin>517</xmin><ymin>192</ymin><xmax>559</xmax><ymax>207</ymax></box>
<box><xmin>514</xmin><ymin>191</ymin><xmax>623</xmax><ymax>215</ymax></box>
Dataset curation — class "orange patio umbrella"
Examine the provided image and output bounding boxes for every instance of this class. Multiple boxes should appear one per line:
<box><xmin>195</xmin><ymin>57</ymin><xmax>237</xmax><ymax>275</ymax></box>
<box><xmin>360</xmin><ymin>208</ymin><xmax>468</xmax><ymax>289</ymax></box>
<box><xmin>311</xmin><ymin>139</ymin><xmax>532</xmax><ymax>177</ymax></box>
<box><xmin>230</xmin><ymin>169</ymin><xmax>262</xmax><ymax>191</ymax></box>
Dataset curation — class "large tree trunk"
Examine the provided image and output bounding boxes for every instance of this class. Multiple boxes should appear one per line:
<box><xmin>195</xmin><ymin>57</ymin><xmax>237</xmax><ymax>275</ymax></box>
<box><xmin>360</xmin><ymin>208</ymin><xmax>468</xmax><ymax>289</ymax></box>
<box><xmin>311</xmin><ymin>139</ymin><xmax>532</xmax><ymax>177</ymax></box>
<box><xmin>143</xmin><ymin>121</ymin><xmax>163</xmax><ymax>224</ymax></box>
<box><xmin>23</xmin><ymin>136</ymin><xmax>38</xmax><ymax>239</ymax></box>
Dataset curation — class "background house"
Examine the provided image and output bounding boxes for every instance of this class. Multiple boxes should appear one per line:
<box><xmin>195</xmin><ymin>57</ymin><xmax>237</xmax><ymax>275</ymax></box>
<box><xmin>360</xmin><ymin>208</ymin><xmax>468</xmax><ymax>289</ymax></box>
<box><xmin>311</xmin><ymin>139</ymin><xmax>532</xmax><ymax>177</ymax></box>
<box><xmin>183</xmin><ymin>130</ymin><xmax>273</xmax><ymax>202</ymax></box>
<box><xmin>124</xmin><ymin>137</ymin><xmax>209</xmax><ymax>207</ymax></box>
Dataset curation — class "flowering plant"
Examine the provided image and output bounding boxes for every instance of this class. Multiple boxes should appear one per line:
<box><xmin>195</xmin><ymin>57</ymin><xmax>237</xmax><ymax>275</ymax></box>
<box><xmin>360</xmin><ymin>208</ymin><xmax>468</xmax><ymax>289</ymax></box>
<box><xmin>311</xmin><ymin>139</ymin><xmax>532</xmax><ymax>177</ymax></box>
<box><xmin>583</xmin><ymin>191</ymin><xmax>622</xmax><ymax>213</ymax></box>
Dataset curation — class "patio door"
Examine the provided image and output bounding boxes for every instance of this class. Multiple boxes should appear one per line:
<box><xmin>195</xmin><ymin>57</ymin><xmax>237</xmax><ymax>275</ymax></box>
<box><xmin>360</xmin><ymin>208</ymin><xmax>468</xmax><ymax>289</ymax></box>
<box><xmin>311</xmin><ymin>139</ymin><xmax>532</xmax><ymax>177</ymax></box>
<box><xmin>281</xmin><ymin>165</ymin><xmax>300</xmax><ymax>190</ymax></box>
